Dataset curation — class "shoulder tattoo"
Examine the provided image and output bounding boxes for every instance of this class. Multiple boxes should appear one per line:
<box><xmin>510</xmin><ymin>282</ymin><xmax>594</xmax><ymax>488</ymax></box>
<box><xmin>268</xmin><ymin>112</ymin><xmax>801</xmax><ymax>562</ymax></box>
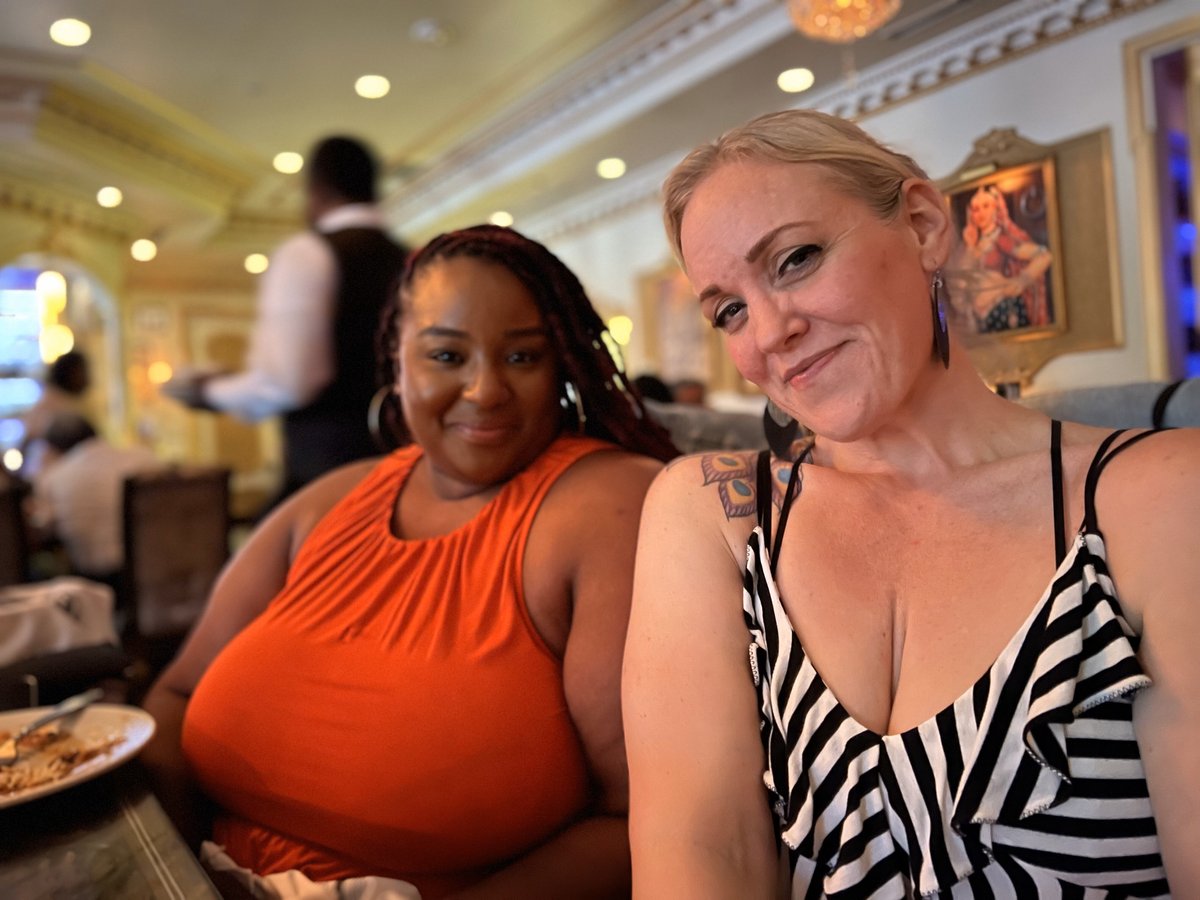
<box><xmin>696</xmin><ymin>453</ymin><xmax>799</xmax><ymax>521</ymax></box>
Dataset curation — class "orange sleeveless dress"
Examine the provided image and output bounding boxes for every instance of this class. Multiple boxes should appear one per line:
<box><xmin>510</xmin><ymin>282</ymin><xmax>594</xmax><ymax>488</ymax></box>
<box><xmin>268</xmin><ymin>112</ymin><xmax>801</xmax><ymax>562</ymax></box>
<box><xmin>182</xmin><ymin>435</ymin><xmax>610</xmax><ymax>897</ymax></box>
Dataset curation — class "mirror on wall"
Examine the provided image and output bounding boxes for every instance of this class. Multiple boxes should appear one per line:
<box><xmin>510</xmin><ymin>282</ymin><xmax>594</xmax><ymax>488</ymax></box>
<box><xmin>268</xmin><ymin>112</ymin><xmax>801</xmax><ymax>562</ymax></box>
<box><xmin>1150</xmin><ymin>42</ymin><xmax>1200</xmax><ymax>377</ymax></box>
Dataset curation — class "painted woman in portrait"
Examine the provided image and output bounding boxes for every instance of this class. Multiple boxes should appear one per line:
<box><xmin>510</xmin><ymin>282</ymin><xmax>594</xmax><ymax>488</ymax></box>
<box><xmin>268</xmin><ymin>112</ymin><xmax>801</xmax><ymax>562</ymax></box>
<box><xmin>953</xmin><ymin>183</ymin><xmax>1053</xmax><ymax>333</ymax></box>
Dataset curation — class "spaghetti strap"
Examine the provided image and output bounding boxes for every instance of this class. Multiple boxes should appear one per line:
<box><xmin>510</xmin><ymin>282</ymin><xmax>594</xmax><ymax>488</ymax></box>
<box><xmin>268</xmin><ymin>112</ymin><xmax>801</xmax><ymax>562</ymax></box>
<box><xmin>1050</xmin><ymin>419</ymin><xmax>1066</xmax><ymax>566</ymax></box>
<box><xmin>753</xmin><ymin>449</ymin><xmax>805</xmax><ymax>573</ymax></box>
<box><xmin>772</xmin><ymin>455</ymin><xmax>805</xmax><ymax>564</ymax></box>
<box><xmin>1081</xmin><ymin>427</ymin><xmax>1171</xmax><ymax>534</ymax></box>
<box><xmin>755</xmin><ymin>450</ymin><xmax>774</xmax><ymax>550</ymax></box>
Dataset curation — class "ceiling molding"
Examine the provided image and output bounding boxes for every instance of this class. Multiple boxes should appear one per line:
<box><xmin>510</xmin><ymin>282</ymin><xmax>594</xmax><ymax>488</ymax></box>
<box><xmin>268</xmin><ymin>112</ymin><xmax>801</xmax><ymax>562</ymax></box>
<box><xmin>384</xmin><ymin>0</ymin><xmax>793</xmax><ymax>235</ymax></box>
<box><xmin>806</xmin><ymin>0</ymin><xmax>1163</xmax><ymax>119</ymax></box>
<box><xmin>524</xmin><ymin>0</ymin><xmax>1163</xmax><ymax>241</ymax></box>
<box><xmin>35</xmin><ymin>84</ymin><xmax>257</xmax><ymax>216</ymax></box>
<box><xmin>521</xmin><ymin>150</ymin><xmax>678</xmax><ymax>242</ymax></box>
<box><xmin>0</xmin><ymin>48</ymin><xmax>264</xmax><ymax>225</ymax></box>
<box><xmin>0</xmin><ymin>175</ymin><xmax>135</xmax><ymax>240</ymax></box>
<box><xmin>0</xmin><ymin>76</ymin><xmax>46</xmax><ymax>142</ymax></box>
<box><xmin>206</xmin><ymin>212</ymin><xmax>301</xmax><ymax>249</ymax></box>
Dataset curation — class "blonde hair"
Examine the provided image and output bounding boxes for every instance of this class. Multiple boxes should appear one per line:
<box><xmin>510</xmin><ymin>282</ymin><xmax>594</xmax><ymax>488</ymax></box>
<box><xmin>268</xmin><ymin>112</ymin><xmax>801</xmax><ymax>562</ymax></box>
<box><xmin>662</xmin><ymin>109</ymin><xmax>930</xmax><ymax>265</ymax></box>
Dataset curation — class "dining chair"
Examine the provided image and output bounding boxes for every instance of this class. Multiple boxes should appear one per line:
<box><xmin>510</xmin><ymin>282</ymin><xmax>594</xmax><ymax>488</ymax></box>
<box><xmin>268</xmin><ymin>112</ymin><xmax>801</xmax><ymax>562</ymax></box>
<box><xmin>120</xmin><ymin>466</ymin><xmax>231</xmax><ymax>678</ymax></box>
<box><xmin>0</xmin><ymin>480</ymin><xmax>31</xmax><ymax>588</ymax></box>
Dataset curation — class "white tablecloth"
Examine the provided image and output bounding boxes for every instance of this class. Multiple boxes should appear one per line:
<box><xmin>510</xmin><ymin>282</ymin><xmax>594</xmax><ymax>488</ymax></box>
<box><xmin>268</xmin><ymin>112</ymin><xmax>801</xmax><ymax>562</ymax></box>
<box><xmin>0</xmin><ymin>577</ymin><xmax>120</xmax><ymax>667</ymax></box>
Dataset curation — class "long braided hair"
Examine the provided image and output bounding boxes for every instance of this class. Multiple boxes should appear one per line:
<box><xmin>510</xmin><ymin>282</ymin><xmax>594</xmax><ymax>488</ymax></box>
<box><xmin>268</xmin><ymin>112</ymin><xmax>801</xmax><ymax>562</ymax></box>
<box><xmin>376</xmin><ymin>224</ymin><xmax>679</xmax><ymax>462</ymax></box>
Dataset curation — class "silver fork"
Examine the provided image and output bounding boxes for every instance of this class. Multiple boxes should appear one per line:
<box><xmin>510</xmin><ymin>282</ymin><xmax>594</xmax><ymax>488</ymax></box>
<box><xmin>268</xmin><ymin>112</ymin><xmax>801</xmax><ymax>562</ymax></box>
<box><xmin>0</xmin><ymin>687</ymin><xmax>104</xmax><ymax>766</ymax></box>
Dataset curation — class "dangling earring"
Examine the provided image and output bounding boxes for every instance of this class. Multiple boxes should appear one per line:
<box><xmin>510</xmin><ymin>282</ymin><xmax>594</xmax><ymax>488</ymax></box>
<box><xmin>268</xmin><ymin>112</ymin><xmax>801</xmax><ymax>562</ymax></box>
<box><xmin>930</xmin><ymin>269</ymin><xmax>950</xmax><ymax>369</ymax></box>
<box><xmin>560</xmin><ymin>380</ymin><xmax>586</xmax><ymax>433</ymax></box>
<box><xmin>763</xmin><ymin>399</ymin><xmax>799</xmax><ymax>459</ymax></box>
<box><xmin>367</xmin><ymin>385</ymin><xmax>405</xmax><ymax>451</ymax></box>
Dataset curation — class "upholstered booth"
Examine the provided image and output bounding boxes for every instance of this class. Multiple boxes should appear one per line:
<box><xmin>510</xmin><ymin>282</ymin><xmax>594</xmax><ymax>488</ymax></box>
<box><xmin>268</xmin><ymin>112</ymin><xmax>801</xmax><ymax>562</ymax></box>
<box><xmin>647</xmin><ymin>379</ymin><xmax>1200</xmax><ymax>455</ymax></box>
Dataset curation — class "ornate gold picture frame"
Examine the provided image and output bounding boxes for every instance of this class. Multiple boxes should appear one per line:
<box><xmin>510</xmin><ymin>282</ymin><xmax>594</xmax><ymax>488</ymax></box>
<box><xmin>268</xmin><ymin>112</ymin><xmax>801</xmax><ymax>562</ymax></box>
<box><xmin>938</xmin><ymin>128</ymin><xmax>1123</xmax><ymax>386</ymax></box>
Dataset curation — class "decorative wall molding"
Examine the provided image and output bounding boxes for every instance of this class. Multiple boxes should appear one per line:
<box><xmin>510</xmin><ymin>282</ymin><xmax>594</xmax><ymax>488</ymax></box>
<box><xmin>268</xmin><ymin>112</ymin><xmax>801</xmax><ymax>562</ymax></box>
<box><xmin>125</xmin><ymin>272</ymin><xmax>258</xmax><ymax>294</ymax></box>
<box><xmin>385</xmin><ymin>0</ymin><xmax>793</xmax><ymax>235</ymax></box>
<box><xmin>524</xmin><ymin>0</ymin><xmax>1164</xmax><ymax>241</ymax></box>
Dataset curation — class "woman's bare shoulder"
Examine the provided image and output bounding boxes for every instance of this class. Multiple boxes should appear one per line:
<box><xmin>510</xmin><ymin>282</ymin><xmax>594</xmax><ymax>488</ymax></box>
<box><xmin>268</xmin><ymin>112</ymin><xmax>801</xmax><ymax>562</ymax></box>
<box><xmin>259</xmin><ymin>456</ymin><xmax>384</xmax><ymax>557</ymax></box>
<box><xmin>1098</xmin><ymin>426</ymin><xmax>1200</xmax><ymax>516</ymax></box>
<box><xmin>649</xmin><ymin>448</ymin><xmax>780</xmax><ymax>525</ymax></box>
<box><xmin>546</xmin><ymin>447</ymin><xmax>663</xmax><ymax>508</ymax></box>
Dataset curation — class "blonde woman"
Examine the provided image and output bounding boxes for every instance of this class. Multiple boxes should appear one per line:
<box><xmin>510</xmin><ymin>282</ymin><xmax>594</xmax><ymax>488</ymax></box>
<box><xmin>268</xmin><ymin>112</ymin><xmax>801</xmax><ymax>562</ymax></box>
<box><xmin>624</xmin><ymin>110</ymin><xmax>1198</xmax><ymax>897</ymax></box>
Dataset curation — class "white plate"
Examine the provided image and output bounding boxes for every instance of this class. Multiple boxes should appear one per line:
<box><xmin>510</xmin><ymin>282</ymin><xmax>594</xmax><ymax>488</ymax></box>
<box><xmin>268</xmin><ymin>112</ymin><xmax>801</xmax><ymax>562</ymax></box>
<box><xmin>0</xmin><ymin>703</ymin><xmax>156</xmax><ymax>809</ymax></box>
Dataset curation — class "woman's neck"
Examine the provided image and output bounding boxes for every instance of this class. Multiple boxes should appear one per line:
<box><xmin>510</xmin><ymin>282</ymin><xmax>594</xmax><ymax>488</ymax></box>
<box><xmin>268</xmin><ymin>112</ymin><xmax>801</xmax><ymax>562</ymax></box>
<box><xmin>811</xmin><ymin>366</ymin><xmax>1045</xmax><ymax>487</ymax></box>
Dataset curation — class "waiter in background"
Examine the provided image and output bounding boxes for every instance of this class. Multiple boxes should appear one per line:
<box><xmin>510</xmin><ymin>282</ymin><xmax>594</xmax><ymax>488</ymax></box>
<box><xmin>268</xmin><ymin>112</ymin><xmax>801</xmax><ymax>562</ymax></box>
<box><xmin>165</xmin><ymin>136</ymin><xmax>408</xmax><ymax>504</ymax></box>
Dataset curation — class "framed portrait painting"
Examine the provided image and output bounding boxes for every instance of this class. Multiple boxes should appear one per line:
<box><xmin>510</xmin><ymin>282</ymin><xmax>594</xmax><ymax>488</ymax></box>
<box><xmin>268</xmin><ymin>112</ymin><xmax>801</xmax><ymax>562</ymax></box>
<box><xmin>944</xmin><ymin>159</ymin><xmax>1065</xmax><ymax>339</ymax></box>
<box><xmin>937</xmin><ymin>128</ymin><xmax>1122</xmax><ymax>387</ymax></box>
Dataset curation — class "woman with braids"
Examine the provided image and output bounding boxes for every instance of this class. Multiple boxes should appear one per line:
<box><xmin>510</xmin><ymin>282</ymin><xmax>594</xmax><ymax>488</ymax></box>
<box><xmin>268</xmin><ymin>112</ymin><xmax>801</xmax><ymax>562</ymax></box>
<box><xmin>142</xmin><ymin>224</ymin><xmax>677</xmax><ymax>899</ymax></box>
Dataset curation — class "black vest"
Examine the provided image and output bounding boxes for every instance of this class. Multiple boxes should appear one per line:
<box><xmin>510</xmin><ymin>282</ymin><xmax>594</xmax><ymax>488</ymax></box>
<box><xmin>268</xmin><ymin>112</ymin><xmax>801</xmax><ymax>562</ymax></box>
<box><xmin>281</xmin><ymin>226</ymin><xmax>407</xmax><ymax>493</ymax></box>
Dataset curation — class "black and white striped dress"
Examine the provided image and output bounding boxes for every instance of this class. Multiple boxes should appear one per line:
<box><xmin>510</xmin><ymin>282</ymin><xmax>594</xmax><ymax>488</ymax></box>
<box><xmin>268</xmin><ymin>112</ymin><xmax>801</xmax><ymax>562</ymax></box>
<box><xmin>743</xmin><ymin>424</ymin><xmax>1169</xmax><ymax>898</ymax></box>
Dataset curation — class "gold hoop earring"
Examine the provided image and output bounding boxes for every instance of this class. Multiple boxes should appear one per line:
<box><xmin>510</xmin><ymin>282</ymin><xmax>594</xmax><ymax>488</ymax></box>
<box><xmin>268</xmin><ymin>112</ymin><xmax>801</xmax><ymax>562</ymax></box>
<box><xmin>368</xmin><ymin>386</ymin><xmax>403</xmax><ymax>450</ymax></box>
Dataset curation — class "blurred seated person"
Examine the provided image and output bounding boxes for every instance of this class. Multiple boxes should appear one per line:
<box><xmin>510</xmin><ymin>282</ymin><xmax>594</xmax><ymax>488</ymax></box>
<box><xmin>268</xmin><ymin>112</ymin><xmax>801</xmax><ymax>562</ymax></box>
<box><xmin>18</xmin><ymin>350</ymin><xmax>91</xmax><ymax>479</ymax></box>
<box><xmin>141</xmin><ymin>225</ymin><xmax>679</xmax><ymax>899</ymax></box>
<box><xmin>28</xmin><ymin>412</ymin><xmax>162</xmax><ymax>590</ymax></box>
<box><xmin>632</xmin><ymin>373</ymin><xmax>674</xmax><ymax>404</ymax></box>
<box><xmin>670</xmin><ymin>378</ymin><xmax>707</xmax><ymax>406</ymax></box>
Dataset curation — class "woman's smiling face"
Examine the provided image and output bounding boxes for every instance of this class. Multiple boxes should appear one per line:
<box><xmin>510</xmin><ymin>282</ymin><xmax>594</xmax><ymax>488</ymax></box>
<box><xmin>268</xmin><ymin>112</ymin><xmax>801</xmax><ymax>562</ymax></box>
<box><xmin>679</xmin><ymin>158</ymin><xmax>943</xmax><ymax>442</ymax></box>
<box><xmin>396</xmin><ymin>255</ymin><xmax>563</xmax><ymax>496</ymax></box>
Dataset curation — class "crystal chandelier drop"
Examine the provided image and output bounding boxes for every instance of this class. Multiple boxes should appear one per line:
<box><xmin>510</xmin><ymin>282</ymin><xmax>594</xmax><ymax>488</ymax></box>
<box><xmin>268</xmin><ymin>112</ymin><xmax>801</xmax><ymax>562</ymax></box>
<box><xmin>787</xmin><ymin>0</ymin><xmax>902</xmax><ymax>44</ymax></box>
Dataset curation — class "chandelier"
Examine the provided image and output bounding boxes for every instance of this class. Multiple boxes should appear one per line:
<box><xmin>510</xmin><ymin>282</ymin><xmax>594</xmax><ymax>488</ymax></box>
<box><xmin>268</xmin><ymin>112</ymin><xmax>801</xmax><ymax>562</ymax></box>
<box><xmin>787</xmin><ymin>0</ymin><xmax>901</xmax><ymax>43</ymax></box>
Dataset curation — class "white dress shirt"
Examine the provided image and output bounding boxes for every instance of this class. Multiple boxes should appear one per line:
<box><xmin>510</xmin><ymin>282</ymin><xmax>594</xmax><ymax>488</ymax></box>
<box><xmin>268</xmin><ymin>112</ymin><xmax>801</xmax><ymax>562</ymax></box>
<box><xmin>33</xmin><ymin>439</ymin><xmax>162</xmax><ymax>575</ymax></box>
<box><xmin>203</xmin><ymin>203</ymin><xmax>390</xmax><ymax>422</ymax></box>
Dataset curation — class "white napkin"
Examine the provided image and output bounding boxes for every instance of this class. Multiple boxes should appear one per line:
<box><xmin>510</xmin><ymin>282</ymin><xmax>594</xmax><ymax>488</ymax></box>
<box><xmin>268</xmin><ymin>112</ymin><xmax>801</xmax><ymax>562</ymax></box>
<box><xmin>200</xmin><ymin>842</ymin><xmax>423</xmax><ymax>900</ymax></box>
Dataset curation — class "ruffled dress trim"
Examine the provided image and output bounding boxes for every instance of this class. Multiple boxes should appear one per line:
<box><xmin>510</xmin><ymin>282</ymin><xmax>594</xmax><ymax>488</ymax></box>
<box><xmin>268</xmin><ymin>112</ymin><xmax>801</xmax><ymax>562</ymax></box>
<box><xmin>742</xmin><ymin>529</ymin><xmax>1155</xmax><ymax>898</ymax></box>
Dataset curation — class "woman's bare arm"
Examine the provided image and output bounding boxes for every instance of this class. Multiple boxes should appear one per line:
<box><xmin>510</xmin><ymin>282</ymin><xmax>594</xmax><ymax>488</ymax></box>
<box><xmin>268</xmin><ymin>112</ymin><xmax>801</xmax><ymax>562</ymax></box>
<box><xmin>1105</xmin><ymin>429</ymin><xmax>1200</xmax><ymax>894</ymax></box>
<box><xmin>446</xmin><ymin>450</ymin><xmax>660</xmax><ymax>899</ymax></box>
<box><xmin>624</xmin><ymin>455</ymin><xmax>778</xmax><ymax>897</ymax></box>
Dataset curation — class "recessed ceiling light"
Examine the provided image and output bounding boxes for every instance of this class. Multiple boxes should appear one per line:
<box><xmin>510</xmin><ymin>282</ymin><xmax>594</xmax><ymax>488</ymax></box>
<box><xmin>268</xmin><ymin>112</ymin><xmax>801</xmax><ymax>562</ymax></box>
<box><xmin>96</xmin><ymin>186</ymin><xmax>123</xmax><ymax>208</ymax></box>
<box><xmin>273</xmin><ymin>152</ymin><xmax>303</xmax><ymax>174</ymax></box>
<box><xmin>489</xmin><ymin>211</ymin><xmax>514</xmax><ymax>227</ymax></box>
<box><xmin>777</xmin><ymin>67</ymin><xmax>816</xmax><ymax>93</ymax></box>
<box><xmin>244</xmin><ymin>253</ymin><xmax>270</xmax><ymax>274</ymax></box>
<box><xmin>130</xmin><ymin>239</ymin><xmax>157</xmax><ymax>262</ymax></box>
<box><xmin>355</xmin><ymin>75</ymin><xmax>390</xmax><ymax>99</ymax></box>
<box><xmin>50</xmin><ymin>18</ymin><xmax>91</xmax><ymax>47</ymax></box>
<box><xmin>597</xmin><ymin>157</ymin><xmax>626</xmax><ymax>180</ymax></box>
